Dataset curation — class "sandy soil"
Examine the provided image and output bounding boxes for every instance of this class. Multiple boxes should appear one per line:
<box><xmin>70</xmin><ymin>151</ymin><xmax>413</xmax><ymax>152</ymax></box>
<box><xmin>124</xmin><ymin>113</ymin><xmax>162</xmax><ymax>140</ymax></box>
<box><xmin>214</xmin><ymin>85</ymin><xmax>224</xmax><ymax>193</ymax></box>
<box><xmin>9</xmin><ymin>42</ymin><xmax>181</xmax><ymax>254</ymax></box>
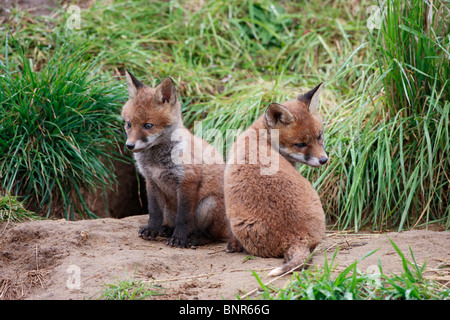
<box><xmin>0</xmin><ymin>215</ymin><xmax>448</xmax><ymax>300</ymax></box>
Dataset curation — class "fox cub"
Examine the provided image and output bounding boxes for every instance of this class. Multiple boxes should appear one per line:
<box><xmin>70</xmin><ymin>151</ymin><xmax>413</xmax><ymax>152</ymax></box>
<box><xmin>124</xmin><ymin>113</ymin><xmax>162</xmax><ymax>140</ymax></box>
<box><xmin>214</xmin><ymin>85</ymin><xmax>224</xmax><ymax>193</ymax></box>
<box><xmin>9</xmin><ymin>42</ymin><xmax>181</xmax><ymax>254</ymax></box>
<box><xmin>224</xmin><ymin>83</ymin><xmax>327</xmax><ymax>276</ymax></box>
<box><xmin>121</xmin><ymin>71</ymin><xmax>230</xmax><ymax>247</ymax></box>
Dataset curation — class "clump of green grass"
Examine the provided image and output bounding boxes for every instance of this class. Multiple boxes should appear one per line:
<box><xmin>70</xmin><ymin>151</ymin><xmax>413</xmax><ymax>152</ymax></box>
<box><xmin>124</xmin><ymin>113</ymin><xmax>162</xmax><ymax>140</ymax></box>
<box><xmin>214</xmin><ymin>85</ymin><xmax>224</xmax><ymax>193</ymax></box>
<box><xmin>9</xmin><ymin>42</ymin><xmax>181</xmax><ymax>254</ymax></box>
<box><xmin>245</xmin><ymin>238</ymin><xmax>449</xmax><ymax>300</ymax></box>
<box><xmin>0</xmin><ymin>38</ymin><xmax>127</xmax><ymax>219</ymax></box>
<box><xmin>301</xmin><ymin>0</ymin><xmax>449</xmax><ymax>231</ymax></box>
<box><xmin>99</xmin><ymin>277</ymin><xmax>164</xmax><ymax>300</ymax></box>
<box><xmin>372</xmin><ymin>0</ymin><xmax>449</xmax><ymax>116</ymax></box>
<box><xmin>308</xmin><ymin>93</ymin><xmax>450</xmax><ymax>231</ymax></box>
<box><xmin>0</xmin><ymin>193</ymin><xmax>40</xmax><ymax>223</ymax></box>
<box><xmin>367</xmin><ymin>0</ymin><xmax>449</xmax><ymax>229</ymax></box>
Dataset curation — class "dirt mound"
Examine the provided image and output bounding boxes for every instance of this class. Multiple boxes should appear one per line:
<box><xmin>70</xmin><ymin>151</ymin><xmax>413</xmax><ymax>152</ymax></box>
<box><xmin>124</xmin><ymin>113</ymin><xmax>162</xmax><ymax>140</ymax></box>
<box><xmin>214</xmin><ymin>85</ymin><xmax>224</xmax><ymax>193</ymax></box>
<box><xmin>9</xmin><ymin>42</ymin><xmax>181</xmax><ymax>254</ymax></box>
<box><xmin>0</xmin><ymin>215</ymin><xmax>449</xmax><ymax>300</ymax></box>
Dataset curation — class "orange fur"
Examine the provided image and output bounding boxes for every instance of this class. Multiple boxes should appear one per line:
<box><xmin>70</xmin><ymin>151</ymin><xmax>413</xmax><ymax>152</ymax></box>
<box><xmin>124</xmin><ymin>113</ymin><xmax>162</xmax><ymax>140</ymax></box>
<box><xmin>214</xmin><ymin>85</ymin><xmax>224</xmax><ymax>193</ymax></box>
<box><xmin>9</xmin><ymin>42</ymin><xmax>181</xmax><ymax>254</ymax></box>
<box><xmin>224</xmin><ymin>83</ymin><xmax>327</xmax><ymax>276</ymax></box>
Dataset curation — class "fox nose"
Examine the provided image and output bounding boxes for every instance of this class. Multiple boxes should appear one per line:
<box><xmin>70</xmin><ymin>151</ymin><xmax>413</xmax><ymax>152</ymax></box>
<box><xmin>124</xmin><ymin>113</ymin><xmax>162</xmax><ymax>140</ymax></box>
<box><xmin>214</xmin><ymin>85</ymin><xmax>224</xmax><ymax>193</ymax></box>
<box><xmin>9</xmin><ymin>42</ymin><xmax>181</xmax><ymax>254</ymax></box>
<box><xmin>126</xmin><ymin>143</ymin><xmax>135</xmax><ymax>150</ymax></box>
<box><xmin>319</xmin><ymin>156</ymin><xmax>328</xmax><ymax>165</ymax></box>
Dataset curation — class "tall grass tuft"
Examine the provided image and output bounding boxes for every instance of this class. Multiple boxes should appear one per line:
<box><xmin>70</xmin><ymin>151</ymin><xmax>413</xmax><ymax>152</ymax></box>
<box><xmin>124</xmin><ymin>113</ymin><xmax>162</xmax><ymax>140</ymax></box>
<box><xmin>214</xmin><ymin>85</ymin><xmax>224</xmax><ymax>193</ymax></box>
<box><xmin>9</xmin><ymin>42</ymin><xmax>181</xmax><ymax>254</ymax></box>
<box><xmin>0</xmin><ymin>38</ymin><xmax>127</xmax><ymax>219</ymax></box>
<box><xmin>373</xmin><ymin>0</ymin><xmax>449</xmax><ymax>116</ymax></box>
<box><xmin>304</xmin><ymin>0</ymin><xmax>450</xmax><ymax>231</ymax></box>
<box><xmin>367</xmin><ymin>0</ymin><xmax>449</xmax><ymax>230</ymax></box>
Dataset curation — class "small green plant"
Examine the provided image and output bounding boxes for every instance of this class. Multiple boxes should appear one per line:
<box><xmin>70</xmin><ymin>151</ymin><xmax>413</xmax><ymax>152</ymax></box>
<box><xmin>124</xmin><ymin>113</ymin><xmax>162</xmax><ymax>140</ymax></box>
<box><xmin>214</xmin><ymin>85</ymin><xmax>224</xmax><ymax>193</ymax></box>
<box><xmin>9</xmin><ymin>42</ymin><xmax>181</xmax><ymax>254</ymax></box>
<box><xmin>379</xmin><ymin>237</ymin><xmax>449</xmax><ymax>300</ymax></box>
<box><xmin>99</xmin><ymin>276</ymin><xmax>164</xmax><ymax>300</ymax></box>
<box><xmin>0</xmin><ymin>193</ymin><xmax>40</xmax><ymax>223</ymax></box>
<box><xmin>243</xmin><ymin>255</ymin><xmax>256</xmax><ymax>262</ymax></box>
<box><xmin>245</xmin><ymin>239</ymin><xmax>449</xmax><ymax>300</ymax></box>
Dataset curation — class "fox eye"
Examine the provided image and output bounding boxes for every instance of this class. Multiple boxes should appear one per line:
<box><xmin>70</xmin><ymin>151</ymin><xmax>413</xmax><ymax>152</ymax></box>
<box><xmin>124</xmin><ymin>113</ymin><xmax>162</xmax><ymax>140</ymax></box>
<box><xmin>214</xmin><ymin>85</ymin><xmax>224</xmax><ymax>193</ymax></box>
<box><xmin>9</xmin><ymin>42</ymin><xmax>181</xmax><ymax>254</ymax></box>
<box><xmin>295</xmin><ymin>142</ymin><xmax>307</xmax><ymax>148</ymax></box>
<box><xmin>143</xmin><ymin>123</ymin><xmax>154</xmax><ymax>130</ymax></box>
<box><xmin>126</xmin><ymin>121</ymin><xmax>131</xmax><ymax>129</ymax></box>
<box><xmin>318</xmin><ymin>133</ymin><xmax>323</xmax><ymax>140</ymax></box>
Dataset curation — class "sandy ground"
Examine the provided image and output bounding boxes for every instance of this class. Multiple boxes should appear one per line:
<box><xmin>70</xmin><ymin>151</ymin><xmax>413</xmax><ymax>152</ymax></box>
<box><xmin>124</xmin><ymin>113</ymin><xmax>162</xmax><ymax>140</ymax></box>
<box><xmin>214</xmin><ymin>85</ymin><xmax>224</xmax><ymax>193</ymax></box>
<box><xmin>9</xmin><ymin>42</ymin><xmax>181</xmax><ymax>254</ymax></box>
<box><xmin>0</xmin><ymin>214</ymin><xmax>448</xmax><ymax>300</ymax></box>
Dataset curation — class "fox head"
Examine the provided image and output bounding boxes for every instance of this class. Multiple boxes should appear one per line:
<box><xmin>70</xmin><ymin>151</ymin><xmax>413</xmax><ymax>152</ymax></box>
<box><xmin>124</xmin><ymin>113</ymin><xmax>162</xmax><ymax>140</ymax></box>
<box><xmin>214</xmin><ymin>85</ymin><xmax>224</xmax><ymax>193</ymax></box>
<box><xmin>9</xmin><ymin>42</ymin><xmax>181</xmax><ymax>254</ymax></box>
<box><xmin>264</xmin><ymin>83</ymin><xmax>328</xmax><ymax>167</ymax></box>
<box><xmin>121</xmin><ymin>71</ymin><xmax>182</xmax><ymax>153</ymax></box>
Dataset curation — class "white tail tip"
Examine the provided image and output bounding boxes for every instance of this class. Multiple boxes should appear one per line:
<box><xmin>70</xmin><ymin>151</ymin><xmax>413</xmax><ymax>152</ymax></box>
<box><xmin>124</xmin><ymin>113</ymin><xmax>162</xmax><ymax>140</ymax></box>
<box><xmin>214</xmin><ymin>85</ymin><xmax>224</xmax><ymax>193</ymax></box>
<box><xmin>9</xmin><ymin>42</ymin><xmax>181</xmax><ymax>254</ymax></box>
<box><xmin>268</xmin><ymin>267</ymin><xmax>284</xmax><ymax>277</ymax></box>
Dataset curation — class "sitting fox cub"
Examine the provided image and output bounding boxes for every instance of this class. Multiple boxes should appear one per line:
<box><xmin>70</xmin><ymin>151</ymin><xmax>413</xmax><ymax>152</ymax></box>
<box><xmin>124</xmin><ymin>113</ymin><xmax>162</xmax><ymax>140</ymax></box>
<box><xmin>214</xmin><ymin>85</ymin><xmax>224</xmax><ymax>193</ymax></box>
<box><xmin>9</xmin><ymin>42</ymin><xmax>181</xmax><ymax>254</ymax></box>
<box><xmin>121</xmin><ymin>71</ymin><xmax>230</xmax><ymax>247</ymax></box>
<box><xmin>224</xmin><ymin>83</ymin><xmax>327</xmax><ymax>276</ymax></box>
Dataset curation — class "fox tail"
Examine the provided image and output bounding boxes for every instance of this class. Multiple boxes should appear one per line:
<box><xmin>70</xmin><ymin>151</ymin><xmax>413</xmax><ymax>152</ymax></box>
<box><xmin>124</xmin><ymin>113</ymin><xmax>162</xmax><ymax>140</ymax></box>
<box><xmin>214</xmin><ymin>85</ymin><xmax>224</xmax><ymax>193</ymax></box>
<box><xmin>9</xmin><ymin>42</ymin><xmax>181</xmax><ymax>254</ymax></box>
<box><xmin>268</xmin><ymin>242</ymin><xmax>312</xmax><ymax>277</ymax></box>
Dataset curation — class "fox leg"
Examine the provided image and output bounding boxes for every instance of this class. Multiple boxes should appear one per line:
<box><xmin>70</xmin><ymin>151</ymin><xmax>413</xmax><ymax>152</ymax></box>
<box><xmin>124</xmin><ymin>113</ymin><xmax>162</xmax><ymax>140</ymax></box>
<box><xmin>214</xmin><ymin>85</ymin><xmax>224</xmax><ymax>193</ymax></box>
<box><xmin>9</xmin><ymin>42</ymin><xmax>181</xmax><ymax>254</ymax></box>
<box><xmin>167</xmin><ymin>180</ymin><xmax>198</xmax><ymax>248</ymax></box>
<box><xmin>160</xmin><ymin>206</ymin><xmax>175</xmax><ymax>237</ymax></box>
<box><xmin>226</xmin><ymin>234</ymin><xmax>245</xmax><ymax>253</ymax></box>
<box><xmin>187</xmin><ymin>232</ymin><xmax>214</xmax><ymax>247</ymax></box>
<box><xmin>160</xmin><ymin>224</ymin><xmax>174</xmax><ymax>238</ymax></box>
<box><xmin>138</xmin><ymin>182</ymin><xmax>164</xmax><ymax>240</ymax></box>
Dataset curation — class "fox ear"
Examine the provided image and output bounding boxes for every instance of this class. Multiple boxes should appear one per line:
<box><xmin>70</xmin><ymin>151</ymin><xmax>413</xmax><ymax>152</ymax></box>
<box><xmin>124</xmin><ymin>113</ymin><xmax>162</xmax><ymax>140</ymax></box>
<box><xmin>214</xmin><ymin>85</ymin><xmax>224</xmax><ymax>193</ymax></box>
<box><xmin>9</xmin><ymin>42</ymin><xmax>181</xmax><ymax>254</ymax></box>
<box><xmin>125</xmin><ymin>70</ymin><xmax>144</xmax><ymax>99</ymax></box>
<box><xmin>154</xmin><ymin>77</ymin><xmax>177</xmax><ymax>106</ymax></box>
<box><xmin>297</xmin><ymin>82</ymin><xmax>324</xmax><ymax>114</ymax></box>
<box><xmin>265</xmin><ymin>103</ymin><xmax>294</xmax><ymax>128</ymax></box>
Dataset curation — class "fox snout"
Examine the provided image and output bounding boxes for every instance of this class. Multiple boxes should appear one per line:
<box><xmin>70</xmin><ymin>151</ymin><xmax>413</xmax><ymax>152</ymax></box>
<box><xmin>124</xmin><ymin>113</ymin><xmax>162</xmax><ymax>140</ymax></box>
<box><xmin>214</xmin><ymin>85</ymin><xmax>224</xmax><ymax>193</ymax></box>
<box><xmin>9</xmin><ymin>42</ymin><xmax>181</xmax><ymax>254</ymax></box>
<box><xmin>319</xmin><ymin>155</ymin><xmax>328</xmax><ymax>165</ymax></box>
<box><xmin>305</xmin><ymin>151</ymin><xmax>328</xmax><ymax>167</ymax></box>
<box><xmin>124</xmin><ymin>137</ymin><xmax>152</xmax><ymax>153</ymax></box>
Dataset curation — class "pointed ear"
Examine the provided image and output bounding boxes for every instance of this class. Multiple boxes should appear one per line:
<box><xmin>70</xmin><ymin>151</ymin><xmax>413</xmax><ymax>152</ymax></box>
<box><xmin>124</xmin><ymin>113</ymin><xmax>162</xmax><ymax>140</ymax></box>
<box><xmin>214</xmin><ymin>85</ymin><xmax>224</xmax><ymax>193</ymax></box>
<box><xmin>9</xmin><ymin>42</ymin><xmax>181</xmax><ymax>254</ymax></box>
<box><xmin>125</xmin><ymin>70</ymin><xmax>144</xmax><ymax>99</ymax></box>
<box><xmin>154</xmin><ymin>77</ymin><xmax>177</xmax><ymax>106</ymax></box>
<box><xmin>297</xmin><ymin>82</ymin><xmax>324</xmax><ymax>114</ymax></box>
<box><xmin>265</xmin><ymin>103</ymin><xmax>294</xmax><ymax>128</ymax></box>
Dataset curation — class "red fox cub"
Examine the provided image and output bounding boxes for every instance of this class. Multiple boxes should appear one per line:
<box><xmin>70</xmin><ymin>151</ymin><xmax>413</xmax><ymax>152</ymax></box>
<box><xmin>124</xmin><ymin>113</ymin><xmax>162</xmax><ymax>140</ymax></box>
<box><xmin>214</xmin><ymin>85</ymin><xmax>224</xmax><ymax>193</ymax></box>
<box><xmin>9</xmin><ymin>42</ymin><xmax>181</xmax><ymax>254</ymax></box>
<box><xmin>224</xmin><ymin>83</ymin><xmax>327</xmax><ymax>276</ymax></box>
<box><xmin>121</xmin><ymin>71</ymin><xmax>230</xmax><ymax>247</ymax></box>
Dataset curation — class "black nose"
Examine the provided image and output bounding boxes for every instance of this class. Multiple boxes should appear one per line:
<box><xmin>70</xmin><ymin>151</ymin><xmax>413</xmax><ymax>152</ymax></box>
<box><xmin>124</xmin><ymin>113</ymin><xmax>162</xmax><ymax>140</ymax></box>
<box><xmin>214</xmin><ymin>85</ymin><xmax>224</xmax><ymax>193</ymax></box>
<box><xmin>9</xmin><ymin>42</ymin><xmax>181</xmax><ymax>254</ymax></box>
<box><xmin>319</xmin><ymin>156</ymin><xmax>328</xmax><ymax>165</ymax></box>
<box><xmin>126</xmin><ymin>143</ymin><xmax>135</xmax><ymax>150</ymax></box>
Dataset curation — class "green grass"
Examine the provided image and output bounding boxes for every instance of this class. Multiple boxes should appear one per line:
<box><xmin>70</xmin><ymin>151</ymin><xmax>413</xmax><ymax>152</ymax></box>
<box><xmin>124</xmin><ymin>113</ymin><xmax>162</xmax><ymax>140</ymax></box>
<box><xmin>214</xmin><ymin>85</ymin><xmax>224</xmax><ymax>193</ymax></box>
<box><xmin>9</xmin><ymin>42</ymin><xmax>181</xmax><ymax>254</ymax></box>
<box><xmin>299</xmin><ymin>0</ymin><xmax>450</xmax><ymax>231</ymax></box>
<box><xmin>97</xmin><ymin>264</ymin><xmax>163</xmax><ymax>301</ymax></box>
<box><xmin>245</xmin><ymin>239</ymin><xmax>449</xmax><ymax>300</ymax></box>
<box><xmin>372</xmin><ymin>0</ymin><xmax>449</xmax><ymax>117</ymax></box>
<box><xmin>0</xmin><ymin>193</ymin><xmax>40</xmax><ymax>223</ymax></box>
<box><xmin>99</xmin><ymin>274</ymin><xmax>164</xmax><ymax>300</ymax></box>
<box><xmin>364</xmin><ymin>0</ymin><xmax>450</xmax><ymax>230</ymax></box>
<box><xmin>0</xmin><ymin>0</ymin><xmax>448</xmax><ymax>229</ymax></box>
<box><xmin>0</xmin><ymin>38</ymin><xmax>127</xmax><ymax>219</ymax></box>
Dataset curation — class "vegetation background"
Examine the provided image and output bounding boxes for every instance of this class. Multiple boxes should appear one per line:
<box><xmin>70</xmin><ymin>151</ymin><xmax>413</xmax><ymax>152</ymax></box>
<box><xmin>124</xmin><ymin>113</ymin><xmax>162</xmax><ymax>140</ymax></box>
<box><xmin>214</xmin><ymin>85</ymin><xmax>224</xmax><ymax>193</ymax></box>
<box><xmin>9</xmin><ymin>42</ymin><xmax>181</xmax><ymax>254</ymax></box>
<box><xmin>0</xmin><ymin>0</ymin><xmax>449</xmax><ymax>232</ymax></box>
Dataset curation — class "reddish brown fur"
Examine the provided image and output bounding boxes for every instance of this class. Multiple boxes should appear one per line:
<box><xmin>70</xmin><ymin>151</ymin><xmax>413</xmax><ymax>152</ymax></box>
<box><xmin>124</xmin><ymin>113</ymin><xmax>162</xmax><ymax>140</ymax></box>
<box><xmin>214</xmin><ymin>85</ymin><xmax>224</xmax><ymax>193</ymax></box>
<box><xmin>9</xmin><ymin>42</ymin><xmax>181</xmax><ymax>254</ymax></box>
<box><xmin>224</xmin><ymin>85</ymin><xmax>327</xmax><ymax>275</ymax></box>
<box><xmin>121</xmin><ymin>86</ymin><xmax>179</xmax><ymax>147</ymax></box>
<box><xmin>121</xmin><ymin>74</ymin><xmax>230</xmax><ymax>247</ymax></box>
<box><xmin>276</xmin><ymin>100</ymin><xmax>326</xmax><ymax>163</ymax></box>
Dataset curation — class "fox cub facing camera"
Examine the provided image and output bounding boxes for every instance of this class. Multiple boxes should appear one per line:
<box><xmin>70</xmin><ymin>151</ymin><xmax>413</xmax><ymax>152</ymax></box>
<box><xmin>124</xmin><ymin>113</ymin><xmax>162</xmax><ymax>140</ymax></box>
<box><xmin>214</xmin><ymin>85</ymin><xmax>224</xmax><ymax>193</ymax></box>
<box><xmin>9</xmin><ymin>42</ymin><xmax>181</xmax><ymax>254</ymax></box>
<box><xmin>225</xmin><ymin>83</ymin><xmax>327</xmax><ymax>276</ymax></box>
<box><xmin>121</xmin><ymin>71</ymin><xmax>230</xmax><ymax>247</ymax></box>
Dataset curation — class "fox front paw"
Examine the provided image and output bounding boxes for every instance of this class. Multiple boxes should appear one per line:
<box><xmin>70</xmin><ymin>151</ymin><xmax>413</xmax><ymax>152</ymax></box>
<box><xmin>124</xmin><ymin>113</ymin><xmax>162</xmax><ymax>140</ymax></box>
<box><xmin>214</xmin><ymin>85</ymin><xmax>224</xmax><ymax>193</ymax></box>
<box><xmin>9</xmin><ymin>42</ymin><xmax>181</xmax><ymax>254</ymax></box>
<box><xmin>167</xmin><ymin>233</ymin><xmax>189</xmax><ymax>248</ymax></box>
<box><xmin>160</xmin><ymin>225</ymin><xmax>174</xmax><ymax>238</ymax></box>
<box><xmin>226</xmin><ymin>237</ymin><xmax>245</xmax><ymax>253</ymax></box>
<box><xmin>138</xmin><ymin>225</ymin><xmax>160</xmax><ymax>240</ymax></box>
